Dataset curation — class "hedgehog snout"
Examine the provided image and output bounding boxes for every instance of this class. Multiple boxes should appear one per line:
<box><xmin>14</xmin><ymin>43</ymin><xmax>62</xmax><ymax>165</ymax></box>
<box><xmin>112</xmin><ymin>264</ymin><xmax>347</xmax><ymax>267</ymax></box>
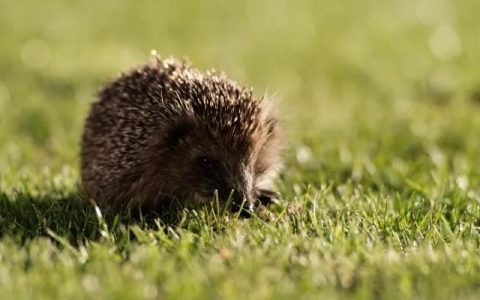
<box><xmin>228</xmin><ymin>169</ymin><xmax>256</xmax><ymax>213</ymax></box>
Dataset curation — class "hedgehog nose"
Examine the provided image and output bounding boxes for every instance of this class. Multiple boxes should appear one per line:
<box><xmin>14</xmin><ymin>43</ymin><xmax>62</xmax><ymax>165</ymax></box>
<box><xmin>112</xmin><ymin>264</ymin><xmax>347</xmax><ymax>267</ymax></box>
<box><xmin>230</xmin><ymin>189</ymin><xmax>255</xmax><ymax>216</ymax></box>
<box><xmin>231</xmin><ymin>189</ymin><xmax>251</xmax><ymax>206</ymax></box>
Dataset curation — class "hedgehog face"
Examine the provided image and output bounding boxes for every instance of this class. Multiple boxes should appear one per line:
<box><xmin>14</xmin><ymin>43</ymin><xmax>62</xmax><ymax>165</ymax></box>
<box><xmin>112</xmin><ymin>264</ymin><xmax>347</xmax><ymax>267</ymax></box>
<box><xmin>161</xmin><ymin>121</ymin><xmax>255</xmax><ymax>210</ymax></box>
<box><xmin>191</xmin><ymin>154</ymin><xmax>255</xmax><ymax>210</ymax></box>
<box><xmin>159</xmin><ymin>117</ymin><xmax>281</xmax><ymax>211</ymax></box>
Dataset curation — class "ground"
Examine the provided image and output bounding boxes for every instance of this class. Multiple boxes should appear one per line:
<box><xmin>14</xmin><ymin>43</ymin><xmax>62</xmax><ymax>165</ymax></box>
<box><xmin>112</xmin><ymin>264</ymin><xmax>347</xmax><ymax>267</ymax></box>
<box><xmin>1</xmin><ymin>0</ymin><xmax>480</xmax><ymax>299</ymax></box>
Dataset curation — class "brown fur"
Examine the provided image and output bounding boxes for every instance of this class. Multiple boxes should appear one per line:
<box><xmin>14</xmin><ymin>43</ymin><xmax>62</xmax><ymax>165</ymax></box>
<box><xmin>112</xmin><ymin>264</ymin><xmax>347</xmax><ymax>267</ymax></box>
<box><xmin>81</xmin><ymin>55</ymin><xmax>282</xmax><ymax>211</ymax></box>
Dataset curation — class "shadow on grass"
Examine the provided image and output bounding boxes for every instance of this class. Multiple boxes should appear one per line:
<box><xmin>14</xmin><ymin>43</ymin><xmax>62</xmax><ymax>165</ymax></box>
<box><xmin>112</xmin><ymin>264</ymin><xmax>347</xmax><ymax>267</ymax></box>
<box><xmin>0</xmin><ymin>191</ymin><xmax>188</xmax><ymax>243</ymax></box>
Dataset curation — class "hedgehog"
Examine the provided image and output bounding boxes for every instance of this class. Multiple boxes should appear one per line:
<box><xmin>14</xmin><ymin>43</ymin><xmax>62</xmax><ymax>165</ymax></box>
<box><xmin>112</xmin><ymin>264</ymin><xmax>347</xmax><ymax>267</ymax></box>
<box><xmin>80</xmin><ymin>53</ymin><xmax>283</xmax><ymax>214</ymax></box>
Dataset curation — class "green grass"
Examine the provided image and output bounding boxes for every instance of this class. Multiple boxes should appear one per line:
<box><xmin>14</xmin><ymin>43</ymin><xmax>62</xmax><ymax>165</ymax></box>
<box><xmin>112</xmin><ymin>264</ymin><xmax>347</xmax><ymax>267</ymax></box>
<box><xmin>2</xmin><ymin>0</ymin><xmax>480</xmax><ymax>299</ymax></box>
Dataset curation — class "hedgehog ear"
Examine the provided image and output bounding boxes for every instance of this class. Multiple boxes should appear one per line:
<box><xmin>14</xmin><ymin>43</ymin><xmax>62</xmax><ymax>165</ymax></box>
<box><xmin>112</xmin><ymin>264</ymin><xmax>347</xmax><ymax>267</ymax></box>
<box><xmin>166</xmin><ymin>120</ymin><xmax>194</xmax><ymax>147</ymax></box>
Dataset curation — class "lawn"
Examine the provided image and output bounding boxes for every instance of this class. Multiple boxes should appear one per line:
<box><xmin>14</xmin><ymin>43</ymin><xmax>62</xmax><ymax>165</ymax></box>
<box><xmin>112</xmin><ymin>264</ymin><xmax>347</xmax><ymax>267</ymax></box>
<box><xmin>1</xmin><ymin>0</ymin><xmax>480</xmax><ymax>299</ymax></box>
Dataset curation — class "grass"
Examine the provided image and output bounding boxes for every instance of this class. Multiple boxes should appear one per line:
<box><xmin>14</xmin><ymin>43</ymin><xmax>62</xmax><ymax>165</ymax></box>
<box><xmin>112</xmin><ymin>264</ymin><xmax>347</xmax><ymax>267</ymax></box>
<box><xmin>1</xmin><ymin>0</ymin><xmax>480</xmax><ymax>298</ymax></box>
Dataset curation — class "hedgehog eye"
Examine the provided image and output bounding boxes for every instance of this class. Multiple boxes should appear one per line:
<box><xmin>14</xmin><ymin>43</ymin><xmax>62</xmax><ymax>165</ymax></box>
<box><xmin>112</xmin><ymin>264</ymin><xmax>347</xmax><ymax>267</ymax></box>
<box><xmin>197</xmin><ymin>156</ymin><xmax>215</xmax><ymax>169</ymax></box>
<box><xmin>198</xmin><ymin>156</ymin><xmax>213</xmax><ymax>168</ymax></box>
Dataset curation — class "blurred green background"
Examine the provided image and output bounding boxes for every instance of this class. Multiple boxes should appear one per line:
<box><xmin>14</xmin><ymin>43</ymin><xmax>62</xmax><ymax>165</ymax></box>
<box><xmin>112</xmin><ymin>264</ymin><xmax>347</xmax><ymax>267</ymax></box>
<box><xmin>2</xmin><ymin>0</ymin><xmax>479</xmax><ymax>188</ymax></box>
